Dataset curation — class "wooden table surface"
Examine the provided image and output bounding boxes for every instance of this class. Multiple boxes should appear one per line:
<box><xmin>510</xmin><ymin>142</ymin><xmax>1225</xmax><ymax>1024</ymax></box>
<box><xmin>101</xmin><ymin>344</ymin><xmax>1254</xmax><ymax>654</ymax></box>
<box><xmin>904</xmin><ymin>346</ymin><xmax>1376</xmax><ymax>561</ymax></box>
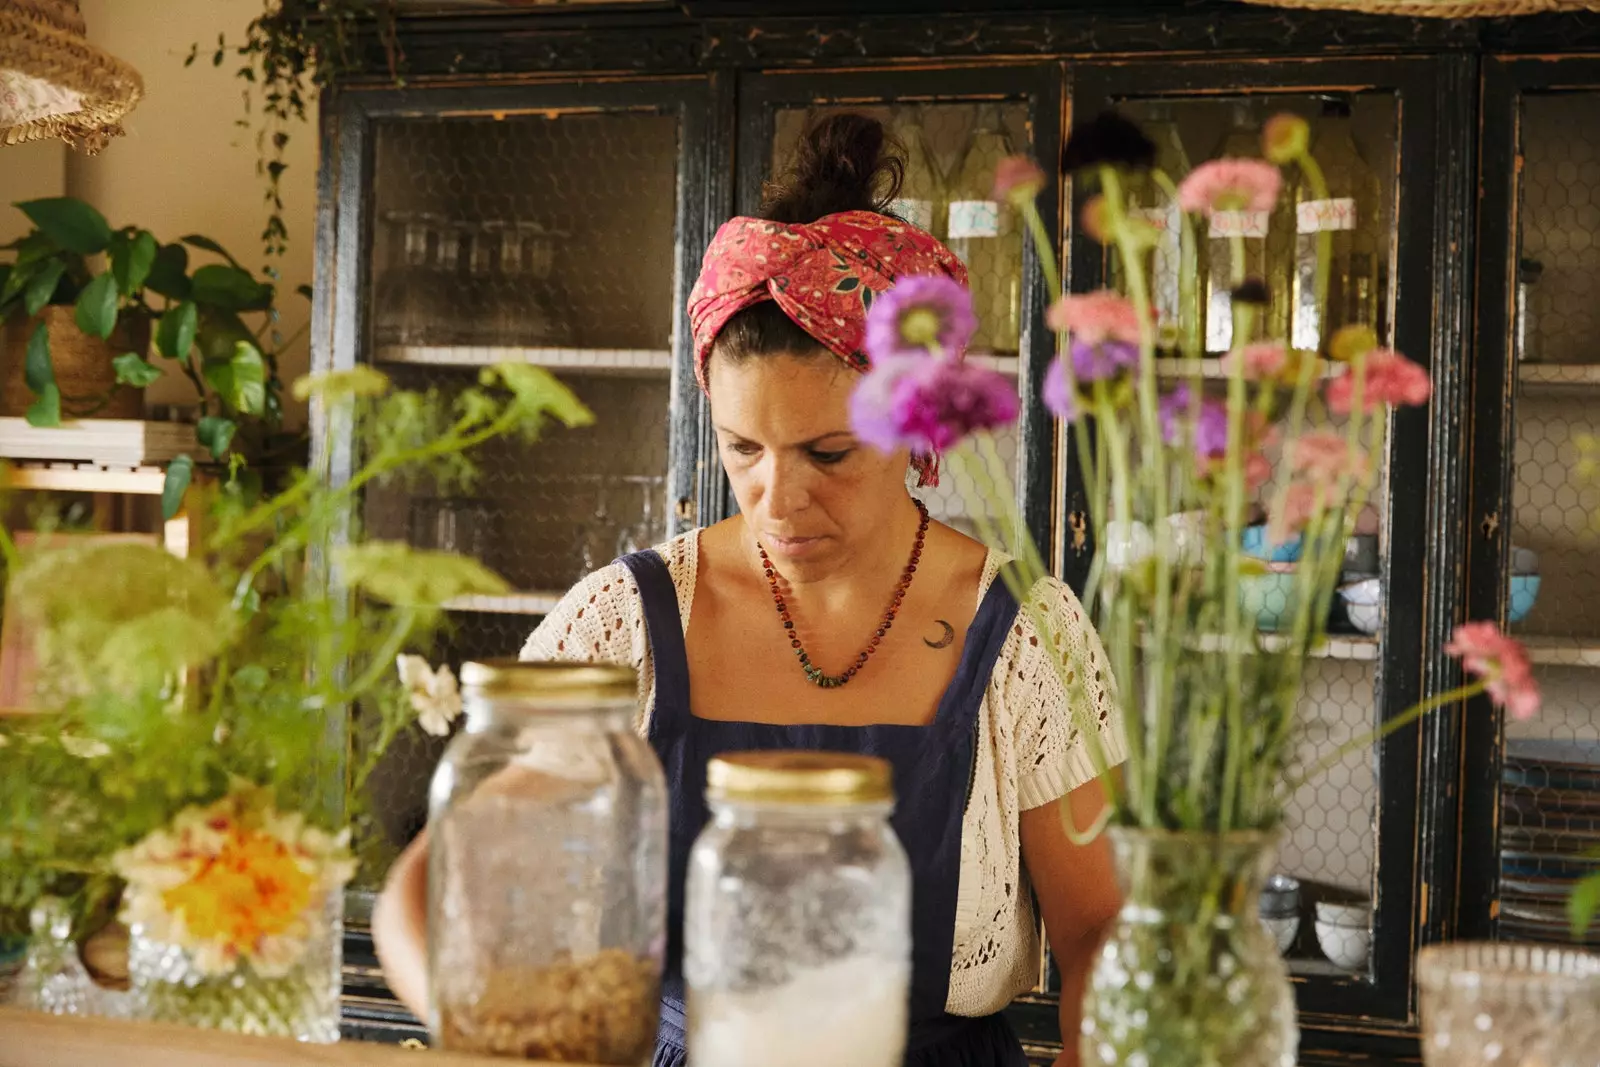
<box><xmin>0</xmin><ymin>1007</ymin><xmax>579</xmax><ymax>1067</ymax></box>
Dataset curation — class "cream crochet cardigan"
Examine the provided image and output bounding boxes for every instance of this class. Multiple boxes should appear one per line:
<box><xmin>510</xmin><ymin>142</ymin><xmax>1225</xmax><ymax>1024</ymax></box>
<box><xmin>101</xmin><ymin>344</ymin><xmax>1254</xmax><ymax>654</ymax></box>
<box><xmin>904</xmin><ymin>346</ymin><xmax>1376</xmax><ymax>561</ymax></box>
<box><xmin>520</xmin><ymin>531</ymin><xmax>1127</xmax><ymax>1016</ymax></box>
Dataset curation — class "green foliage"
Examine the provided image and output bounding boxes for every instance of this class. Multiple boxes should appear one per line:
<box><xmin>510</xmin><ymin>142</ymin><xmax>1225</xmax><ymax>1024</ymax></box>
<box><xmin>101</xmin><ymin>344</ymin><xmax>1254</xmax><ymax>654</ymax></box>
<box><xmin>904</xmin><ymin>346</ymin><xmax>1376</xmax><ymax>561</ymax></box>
<box><xmin>1</xmin><ymin>198</ymin><xmax>303</xmax><ymax>477</ymax></box>
<box><xmin>0</xmin><ymin>365</ymin><xmax>592</xmax><ymax>938</ymax></box>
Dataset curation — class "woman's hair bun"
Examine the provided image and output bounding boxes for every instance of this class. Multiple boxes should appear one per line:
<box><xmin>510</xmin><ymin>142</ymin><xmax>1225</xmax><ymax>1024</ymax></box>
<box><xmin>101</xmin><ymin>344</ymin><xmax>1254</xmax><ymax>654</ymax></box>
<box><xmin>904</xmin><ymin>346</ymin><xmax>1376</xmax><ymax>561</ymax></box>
<box><xmin>760</xmin><ymin>113</ymin><xmax>906</xmax><ymax>225</ymax></box>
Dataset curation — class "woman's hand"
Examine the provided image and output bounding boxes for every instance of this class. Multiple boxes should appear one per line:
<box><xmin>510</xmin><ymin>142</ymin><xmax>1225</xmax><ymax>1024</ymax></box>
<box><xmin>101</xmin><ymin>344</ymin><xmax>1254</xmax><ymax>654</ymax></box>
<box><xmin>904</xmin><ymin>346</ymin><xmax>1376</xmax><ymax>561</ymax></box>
<box><xmin>372</xmin><ymin>828</ymin><xmax>430</xmax><ymax>1021</ymax></box>
<box><xmin>1020</xmin><ymin>778</ymin><xmax>1121</xmax><ymax>1067</ymax></box>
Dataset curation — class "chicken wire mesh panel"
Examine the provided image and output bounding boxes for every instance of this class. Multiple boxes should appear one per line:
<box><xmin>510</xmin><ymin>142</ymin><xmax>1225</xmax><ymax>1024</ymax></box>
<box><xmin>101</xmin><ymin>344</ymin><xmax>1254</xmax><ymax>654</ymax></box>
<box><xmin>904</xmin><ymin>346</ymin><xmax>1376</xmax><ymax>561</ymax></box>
<box><xmin>770</xmin><ymin>102</ymin><xmax>1028</xmax><ymax>533</ymax></box>
<box><xmin>351</xmin><ymin>112</ymin><xmax>679</xmax><ymax>883</ymax></box>
<box><xmin>1496</xmin><ymin>92</ymin><xmax>1600</xmax><ymax>947</ymax></box>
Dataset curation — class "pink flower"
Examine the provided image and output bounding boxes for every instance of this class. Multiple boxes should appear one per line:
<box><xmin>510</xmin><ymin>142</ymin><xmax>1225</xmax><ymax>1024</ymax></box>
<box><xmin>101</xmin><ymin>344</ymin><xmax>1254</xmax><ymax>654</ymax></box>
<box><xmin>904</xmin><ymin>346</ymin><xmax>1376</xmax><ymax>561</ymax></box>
<box><xmin>850</xmin><ymin>354</ymin><xmax>1020</xmax><ymax>453</ymax></box>
<box><xmin>1262</xmin><ymin>113</ymin><xmax>1310</xmax><ymax>165</ymax></box>
<box><xmin>1290</xmin><ymin>432</ymin><xmax>1370</xmax><ymax>482</ymax></box>
<box><xmin>1445</xmin><ymin>622</ymin><xmax>1541</xmax><ymax>721</ymax></box>
<box><xmin>1270</xmin><ymin>481</ymin><xmax>1331</xmax><ymax>541</ymax></box>
<box><xmin>1220</xmin><ymin>342</ymin><xmax>1288</xmax><ymax>381</ymax></box>
<box><xmin>864</xmin><ymin>274</ymin><xmax>978</xmax><ymax>361</ymax></box>
<box><xmin>1041</xmin><ymin>356</ymin><xmax>1077</xmax><ymax>421</ymax></box>
<box><xmin>1177</xmin><ymin>159</ymin><xmax>1282</xmax><ymax>216</ymax></box>
<box><xmin>993</xmin><ymin>156</ymin><xmax>1047</xmax><ymax>203</ymax></box>
<box><xmin>1045</xmin><ymin>290</ymin><xmax>1144</xmax><ymax>346</ymax></box>
<box><xmin>1326</xmin><ymin>349</ymin><xmax>1432</xmax><ymax>414</ymax></box>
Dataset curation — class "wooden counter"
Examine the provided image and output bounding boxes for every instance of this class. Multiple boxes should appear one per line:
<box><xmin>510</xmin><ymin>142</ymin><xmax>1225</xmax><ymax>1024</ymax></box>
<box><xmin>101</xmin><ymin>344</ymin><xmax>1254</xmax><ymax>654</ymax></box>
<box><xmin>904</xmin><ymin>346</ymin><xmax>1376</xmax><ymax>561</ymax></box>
<box><xmin>0</xmin><ymin>1007</ymin><xmax>576</xmax><ymax>1067</ymax></box>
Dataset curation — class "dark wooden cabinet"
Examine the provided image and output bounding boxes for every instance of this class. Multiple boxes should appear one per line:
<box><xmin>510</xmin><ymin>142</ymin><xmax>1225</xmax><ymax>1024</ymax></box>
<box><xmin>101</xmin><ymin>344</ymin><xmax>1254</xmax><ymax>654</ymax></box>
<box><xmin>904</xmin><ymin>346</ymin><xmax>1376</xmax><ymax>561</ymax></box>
<box><xmin>311</xmin><ymin>4</ymin><xmax>1600</xmax><ymax>1061</ymax></box>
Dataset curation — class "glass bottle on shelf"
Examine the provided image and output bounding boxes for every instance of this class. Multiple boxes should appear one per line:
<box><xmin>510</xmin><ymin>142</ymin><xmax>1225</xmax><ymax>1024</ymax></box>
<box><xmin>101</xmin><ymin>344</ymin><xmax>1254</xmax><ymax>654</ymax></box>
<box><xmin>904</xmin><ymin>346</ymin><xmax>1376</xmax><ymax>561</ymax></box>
<box><xmin>946</xmin><ymin>104</ymin><xmax>1023</xmax><ymax>356</ymax></box>
<box><xmin>1117</xmin><ymin>104</ymin><xmax>1203</xmax><ymax>357</ymax></box>
<box><xmin>887</xmin><ymin>107</ymin><xmax>946</xmax><ymax>239</ymax></box>
<box><xmin>1203</xmin><ymin>102</ymin><xmax>1293</xmax><ymax>355</ymax></box>
<box><xmin>1516</xmin><ymin>257</ymin><xmax>1544</xmax><ymax>364</ymax></box>
<box><xmin>1289</xmin><ymin>99</ymin><xmax>1385</xmax><ymax>354</ymax></box>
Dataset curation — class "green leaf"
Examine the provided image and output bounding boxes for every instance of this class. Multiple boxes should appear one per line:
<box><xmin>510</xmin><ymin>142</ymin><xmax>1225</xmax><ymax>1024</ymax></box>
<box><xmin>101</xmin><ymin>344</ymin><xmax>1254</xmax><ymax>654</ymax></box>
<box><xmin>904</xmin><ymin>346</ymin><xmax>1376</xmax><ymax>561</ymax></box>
<box><xmin>0</xmin><ymin>259</ymin><xmax>34</xmax><ymax>306</ymax></box>
<box><xmin>295</xmin><ymin>283</ymin><xmax>313</xmax><ymax>301</ymax></box>
<box><xmin>111</xmin><ymin>230</ymin><xmax>158</xmax><ymax>296</ymax></box>
<box><xmin>180</xmin><ymin>234</ymin><xmax>241</xmax><ymax>269</ymax></box>
<box><xmin>156</xmin><ymin>300</ymin><xmax>198</xmax><ymax>361</ymax></box>
<box><xmin>74</xmin><ymin>273</ymin><xmax>118</xmax><ymax>340</ymax></box>
<box><xmin>1571</xmin><ymin>870</ymin><xmax>1600</xmax><ymax>937</ymax></box>
<box><xmin>145</xmin><ymin>243</ymin><xmax>191</xmax><ymax>300</ymax></box>
<box><xmin>196</xmin><ymin>415</ymin><xmax>236</xmax><ymax>460</ymax></box>
<box><xmin>17</xmin><ymin>198</ymin><xmax>112</xmax><ymax>255</ymax></box>
<box><xmin>161</xmin><ymin>455</ymin><xmax>194</xmax><ymax>522</ymax></box>
<box><xmin>335</xmin><ymin>542</ymin><xmax>510</xmax><ymax>606</ymax></box>
<box><xmin>23</xmin><ymin>322</ymin><xmax>60</xmax><ymax>428</ymax></box>
<box><xmin>189</xmin><ymin>264</ymin><xmax>271</xmax><ymax>311</ymax></box>
<box><xmin>203</xmin><ymin>340</ymin><xmax>266</xmax><ymax>415</ymax></box>
<box><xmin>112</xmin><ymin>352</ymin><xmax>163</xmax><ymax>388</ymax></box>
<box><xmin>24</xmin><ymin>260</ymin><xmax>66</xmax><ymax>316</ymax></box>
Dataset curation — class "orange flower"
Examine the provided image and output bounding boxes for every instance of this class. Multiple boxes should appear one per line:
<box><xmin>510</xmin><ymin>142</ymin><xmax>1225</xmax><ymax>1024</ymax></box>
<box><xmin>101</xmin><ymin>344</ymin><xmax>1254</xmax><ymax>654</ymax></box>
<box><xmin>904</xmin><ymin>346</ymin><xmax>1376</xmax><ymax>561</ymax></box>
<box><xmin>162</xmin><ymin>830</ymin><xmax>315</xmax><ymax>949</ymax></box>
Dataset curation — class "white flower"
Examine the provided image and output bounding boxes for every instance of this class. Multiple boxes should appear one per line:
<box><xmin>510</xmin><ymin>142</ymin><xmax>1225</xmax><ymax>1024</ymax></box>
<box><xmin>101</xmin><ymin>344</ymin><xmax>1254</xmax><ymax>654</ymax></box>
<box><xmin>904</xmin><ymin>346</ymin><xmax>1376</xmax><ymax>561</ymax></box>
<box><xmin>59</xmin><ymin>734</ymin><xmax>111</xmax><ymax>759</ymax></box>
<box><xmin>397</xmin><ymin>655</ymin><xmax>462</xmax><ymax>737</ymax></box>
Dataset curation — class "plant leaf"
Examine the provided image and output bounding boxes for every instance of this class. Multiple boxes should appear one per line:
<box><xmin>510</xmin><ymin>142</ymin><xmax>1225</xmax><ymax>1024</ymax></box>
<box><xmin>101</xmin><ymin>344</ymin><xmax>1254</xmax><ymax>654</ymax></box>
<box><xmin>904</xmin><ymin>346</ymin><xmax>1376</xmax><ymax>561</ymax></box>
<box><xmin>161</xmin><ymin>455</ymin><xmax>194</xmax><ymax>521</ymax></box>
<box><xmin>1571</xmin><ymin>870</ymin><xmax>1600</xmax><ymax>937</ymax></box>
<box><xmin>196</xmin><ymin>415</ymin><xmax>237</xmax><ymax>460</ymax></box>
<box><xmin>111</xmin><ymin>230</ymin><xmax>158</xmax><ymax>296</ymax></box>
<box><xmin>145</xmin><ymin>243</ymin><xmax>191</xmax><ymax>300</ymax></box>
<box><xmin>18</xmin><ymin>198</ymin><xmax>112</xmax><ymax>255</ymax></box>
<box><xmin>23</xmin><ymin>322</ymin><xmax>60</xmax><ymax>427</ymax></box>
<box><xmin>156</xmin><ymin>300</ymin><xmax>199</xmax><ymax>362</ymax></box>
<box><xmin>190</xmin><ymin>264</ymin><xmax>271</xmax><ymax>311</ymax></box>
<box><xmin>203</xmin><ymin>340</ymin><xmax>266</xmax><ymax>415</ymax></box>
<box><xmin>74</xmin><ymin>273</ymin><xmax>118</xmax><ymax>340</ymax></box>
<box><xmin>112</xmin><ymin>353</ymin><xmax>163</xmax><ymax>388</ymax></box>
<box><xmin>23</xmin><ymin>259</ymin><xmax>66</xmax><ymax>316</ymax></box>
<box><xmin>180</xmin><ymin>234</ymin><xmax>241</xmax><ymax>269</ymax></box>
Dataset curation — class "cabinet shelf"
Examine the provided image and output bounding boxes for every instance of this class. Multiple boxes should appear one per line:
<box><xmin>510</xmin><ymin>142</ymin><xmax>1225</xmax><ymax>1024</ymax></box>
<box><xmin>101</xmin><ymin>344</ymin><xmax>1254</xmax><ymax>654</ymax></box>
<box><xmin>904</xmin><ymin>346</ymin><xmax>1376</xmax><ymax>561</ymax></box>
<box><xmin>376</xmin><ymin>345</ymin><xmax>672</xmax><ymax>376</ymax></box>
<box><xmin>1518</xmin><ymin>363</ymin><xmax>1600</xmax><ymax>393</ymax></box>
<box><xmin>1517</xmin><ymin>636</ymin><xmax>1600</xmax><ymax>668</ymax></box>
<box><xmin>1153</xmin><ymin>358</ymin><xmax>1342</xmax><ymax>381</ymax></box>
<box><xmin>1165</xmin><ymin>631</ymin><xmax>1379</xmax><ymax>661</ymax></box>
<box><xmin>443</xmin><ymin>591</ymin><xmax>565</xmax><ymax>616</ymax></box>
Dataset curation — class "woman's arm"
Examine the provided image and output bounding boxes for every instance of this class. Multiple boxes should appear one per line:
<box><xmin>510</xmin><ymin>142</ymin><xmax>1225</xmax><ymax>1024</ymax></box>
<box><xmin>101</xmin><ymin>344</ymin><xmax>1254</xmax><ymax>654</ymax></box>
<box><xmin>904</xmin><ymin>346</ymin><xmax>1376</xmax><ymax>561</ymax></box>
<box><xmin>1020</xmin><ymin>778</ymin><xmax>1121</xmax><ymax>1067</ymax></box>
<box><xmin>372</xmin><ymin>829</ymin><xmax>431</xmax><ymax>1020</ymax></box>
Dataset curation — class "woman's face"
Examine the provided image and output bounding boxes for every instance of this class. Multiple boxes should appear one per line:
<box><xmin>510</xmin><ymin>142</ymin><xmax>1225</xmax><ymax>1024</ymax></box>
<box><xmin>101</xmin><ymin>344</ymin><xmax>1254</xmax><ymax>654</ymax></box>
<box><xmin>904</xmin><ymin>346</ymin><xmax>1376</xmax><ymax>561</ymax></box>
<box><xmin>708</xmin><ymin>350</ymin><xmax>912</xmax><ymax>576</ymax></box>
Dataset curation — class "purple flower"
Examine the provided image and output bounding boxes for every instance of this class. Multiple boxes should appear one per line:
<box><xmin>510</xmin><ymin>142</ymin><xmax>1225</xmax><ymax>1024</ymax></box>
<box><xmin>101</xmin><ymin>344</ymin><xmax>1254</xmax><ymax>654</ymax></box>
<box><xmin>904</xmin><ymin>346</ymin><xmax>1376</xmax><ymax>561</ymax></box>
<box><xmin>851</xmin><ymin>355</ymin><xmax>1020</xmax><ymax>453</ymax></box>
<box><xmin>1042</xmin><ymin>356</ymin><xmax>1077</xmax><ymax>420</ymax></box>
<box><xmin>1071</xmin><ymin>338</ymin><xmax>1140</xmax><ymax>382</ymax></box>
<box><xmin>1158</xmin><ymin>384</ymin><xmax>1228</xmax><ymax>459</ymax></box>
<box><xmin>864</xmin><ymin>275</ymin><xmax>978</xmax><ymax>361</ymax></box>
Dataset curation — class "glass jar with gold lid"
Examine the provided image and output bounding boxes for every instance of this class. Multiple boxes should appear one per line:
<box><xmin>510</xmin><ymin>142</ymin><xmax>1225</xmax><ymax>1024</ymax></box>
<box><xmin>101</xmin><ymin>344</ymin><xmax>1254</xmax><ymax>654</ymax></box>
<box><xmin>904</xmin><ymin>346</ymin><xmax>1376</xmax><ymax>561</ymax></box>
<box><xmin>684</xmin><ymin>751</ymin><xmax>911</xmax><ymax>1067</ymax></box>
<box><xmin>426</xmin><ymin>659</ymin><xmax>666</xmax><ymax>1065</ymax></box>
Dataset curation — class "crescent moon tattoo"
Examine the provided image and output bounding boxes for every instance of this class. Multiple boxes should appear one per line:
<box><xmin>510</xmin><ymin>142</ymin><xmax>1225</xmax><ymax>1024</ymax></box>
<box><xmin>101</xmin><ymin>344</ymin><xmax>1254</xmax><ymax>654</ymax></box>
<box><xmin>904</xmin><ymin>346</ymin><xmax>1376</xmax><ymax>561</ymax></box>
<box><xmin>924</xmin><ymin>620</ymin><xmax>955</xmax><ymax>650</ymax></box>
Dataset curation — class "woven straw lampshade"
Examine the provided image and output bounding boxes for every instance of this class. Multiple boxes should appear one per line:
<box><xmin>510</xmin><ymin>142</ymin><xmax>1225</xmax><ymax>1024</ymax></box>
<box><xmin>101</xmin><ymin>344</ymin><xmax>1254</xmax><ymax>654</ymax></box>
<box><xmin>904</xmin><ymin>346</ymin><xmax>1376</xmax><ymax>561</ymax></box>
<box><xmin>1240</xmin><ymin>0</ymin><xmax>1599</xmax><ymax>15</ymax></box>
<box><xmin>0</xmin><ymin>0</ymin><xmax>143</xmax><ymax>155</ymax></box>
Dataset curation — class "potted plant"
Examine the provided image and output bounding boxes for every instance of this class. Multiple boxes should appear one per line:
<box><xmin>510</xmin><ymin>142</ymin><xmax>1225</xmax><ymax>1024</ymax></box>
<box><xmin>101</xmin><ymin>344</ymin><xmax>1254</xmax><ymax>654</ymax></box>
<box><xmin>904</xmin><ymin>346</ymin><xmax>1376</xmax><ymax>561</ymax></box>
<box><xmin>0</xmin><ymin>196</ymin><xmax>305</xmax><ymax>511</ymax></box>
<box><xmin>0</xmin><ymin>361</ymin><xmax>592</xmax><ymax>1038</ymax></box>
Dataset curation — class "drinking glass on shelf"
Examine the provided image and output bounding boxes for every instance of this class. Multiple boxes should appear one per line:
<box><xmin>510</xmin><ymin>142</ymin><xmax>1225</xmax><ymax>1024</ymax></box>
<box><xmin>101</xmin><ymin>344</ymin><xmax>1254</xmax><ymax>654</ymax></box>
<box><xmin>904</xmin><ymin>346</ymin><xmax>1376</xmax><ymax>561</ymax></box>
<box><xmin>615</xmin><ymin>476</ymin><xmax>666</xmax><ymax>558</ymax></box>
<box><xmin>409</xmin><ymin>497</ymin><xmax>492</xmax><ymax>563</ymax></box>
<box><xmin>577</xmin><ymin>482</ymin><xmax>617</xmax><ymax>577</ymax></box>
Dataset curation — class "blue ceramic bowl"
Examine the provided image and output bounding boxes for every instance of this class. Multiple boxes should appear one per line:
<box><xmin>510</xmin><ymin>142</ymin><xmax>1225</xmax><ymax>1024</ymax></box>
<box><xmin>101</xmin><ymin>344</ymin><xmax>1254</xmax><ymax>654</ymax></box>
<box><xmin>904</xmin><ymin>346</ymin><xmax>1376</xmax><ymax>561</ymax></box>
<box><xmin>1243</xmin><ymin>525</ymin><xmax>1303</xmax><ymax>563</ymax></box>
<box><xmin>1510</xmin><ymin>574</ymin><xmax>1542</xmax><ymax>623</ymax></box>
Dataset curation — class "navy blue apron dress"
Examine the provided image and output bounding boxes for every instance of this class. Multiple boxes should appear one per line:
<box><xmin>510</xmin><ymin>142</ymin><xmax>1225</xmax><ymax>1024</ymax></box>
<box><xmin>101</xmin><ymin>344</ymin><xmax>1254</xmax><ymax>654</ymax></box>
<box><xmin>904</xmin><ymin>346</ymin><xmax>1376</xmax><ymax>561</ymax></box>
<box><xmin>618</xmin><ymin>547</ymin><xmax>1031</xmax><ymax>1067</ymax></box>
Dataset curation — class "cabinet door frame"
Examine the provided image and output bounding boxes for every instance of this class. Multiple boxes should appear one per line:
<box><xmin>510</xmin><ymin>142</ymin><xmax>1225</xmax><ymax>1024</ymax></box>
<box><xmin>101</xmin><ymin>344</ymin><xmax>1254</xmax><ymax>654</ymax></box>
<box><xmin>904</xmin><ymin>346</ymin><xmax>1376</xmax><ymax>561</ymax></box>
<box><xmin>1067</xmin><ymin>54</ymin><xmax>1472</xmax><ymax>1035</ymax></box>
<box><xmin>726</xmin><ymin>63</ymin><xmax>1066</xmax><ymax>553</ymax></box>
<box><xmin>1459</xmin><ymin>54</ymin><xmax>1600</xmax><ymax>944</ymax></box>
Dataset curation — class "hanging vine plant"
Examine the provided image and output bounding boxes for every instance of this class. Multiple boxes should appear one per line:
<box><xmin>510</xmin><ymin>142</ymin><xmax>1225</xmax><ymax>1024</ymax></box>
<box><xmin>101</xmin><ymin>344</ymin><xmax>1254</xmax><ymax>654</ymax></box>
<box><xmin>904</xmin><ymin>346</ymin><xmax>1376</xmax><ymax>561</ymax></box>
<box><xmin>188</xmin><ymin>1</ymin><xmax>404</xmax><ymax>263</ymax></box>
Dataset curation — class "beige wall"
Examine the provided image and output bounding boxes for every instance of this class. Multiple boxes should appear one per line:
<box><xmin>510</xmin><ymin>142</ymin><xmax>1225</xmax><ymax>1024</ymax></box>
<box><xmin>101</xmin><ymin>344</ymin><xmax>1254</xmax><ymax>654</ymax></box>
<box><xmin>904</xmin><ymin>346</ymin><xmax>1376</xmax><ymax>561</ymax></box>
<box><xmin>13</xmin><ymin>1</ymin><xmax>319</xmax><ymax>425</ymax></box>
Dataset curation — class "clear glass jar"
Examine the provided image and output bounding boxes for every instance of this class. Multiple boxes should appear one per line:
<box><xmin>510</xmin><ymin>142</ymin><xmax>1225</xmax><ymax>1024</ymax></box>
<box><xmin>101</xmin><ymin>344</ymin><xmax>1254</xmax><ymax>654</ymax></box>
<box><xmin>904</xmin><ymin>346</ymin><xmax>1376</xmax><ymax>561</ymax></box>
<box><xmin>428</xmin><ymin>661</ymin><xmax>667</xmax><ymax>1065</ymax></box>
<box><xmin>1417</xmin><ymin>942</ymin><xmax>1600</xmax><ymax>1067</ymax></box>
<box><xmin>685</xmin><ymin>752</ymin><xmax>911</xmax><ymax>1067</ymax></box>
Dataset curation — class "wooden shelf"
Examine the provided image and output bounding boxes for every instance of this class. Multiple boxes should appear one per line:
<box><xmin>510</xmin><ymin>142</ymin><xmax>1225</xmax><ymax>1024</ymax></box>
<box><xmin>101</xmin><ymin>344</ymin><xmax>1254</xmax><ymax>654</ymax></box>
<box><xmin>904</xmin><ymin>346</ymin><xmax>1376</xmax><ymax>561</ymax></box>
<box><xmin>1</xmin><ymin>462</ymin><xmax>170</xmax><ymax>495</ymax></box>
<box><xmin>1153</xmin><ymin>358</ymin><xmax>1341</xmax><ymax>381</ymax></box>
<box><xmin>375</xmin><ymin>345</ymin><xmax>671</xmax><ymax>375</ymax></box>
<box><xmin>1160</xmin><ymin>631</ymin><xmax>1378</xmax><ymax>661</ymax></box>
<box><xmin>0</xmin><ymin>418</ymin><xmax>196</xmax><ymax>467</ymax></box>
<box><xmin>444</xmin><ymin>591</ymin><xmax>565</xmax><ymax>615</ymax></box>
<box><xmin>1517</xmin><ymin>636</ymin><xmax>1600</xmax><ymax>668</ymax></box>
<box><xmin>967</xmin><ymin>352</ymin><xmax>1021</xmax><ymax>376</ymax></box>
<box><xmin>1519</xmin><ymin>363</ymin><xmax>1600</xmax><ymax>392</ymax></box>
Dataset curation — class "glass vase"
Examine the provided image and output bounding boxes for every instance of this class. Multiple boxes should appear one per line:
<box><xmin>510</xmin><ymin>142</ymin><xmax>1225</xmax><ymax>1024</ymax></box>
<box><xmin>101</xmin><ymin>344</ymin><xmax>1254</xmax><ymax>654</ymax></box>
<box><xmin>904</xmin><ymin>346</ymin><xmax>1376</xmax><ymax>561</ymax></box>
<box><xmin>127</xmin><ymin>890</ymin><xmax>342</xmax><ymax>1041</ymax></box>
<box><xmin>1417</xmin><ymin>942</ymin><xmax>1600</xmax><ymax>1067</ymax></box>
<box><xmin>1081</xmin><ymin>827</ymin><xmax>1297</xmax><ymax>1067</ymax></box>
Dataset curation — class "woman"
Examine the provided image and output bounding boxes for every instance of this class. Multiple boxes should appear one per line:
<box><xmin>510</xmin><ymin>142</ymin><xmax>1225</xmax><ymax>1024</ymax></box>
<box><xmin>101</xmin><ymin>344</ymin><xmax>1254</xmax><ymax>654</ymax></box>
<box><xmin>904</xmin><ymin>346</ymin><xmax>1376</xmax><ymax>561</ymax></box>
<box><xmin>374</xmin><ymin>113</ymin><xmax>1127</xmax><ymax>1067</ymax></box>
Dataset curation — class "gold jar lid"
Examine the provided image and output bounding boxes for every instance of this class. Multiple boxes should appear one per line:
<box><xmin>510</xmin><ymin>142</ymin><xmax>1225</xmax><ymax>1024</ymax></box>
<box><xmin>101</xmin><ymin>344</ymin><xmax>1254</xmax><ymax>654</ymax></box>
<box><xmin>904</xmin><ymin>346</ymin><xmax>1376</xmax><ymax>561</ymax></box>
<box><xmin>461</xmin><ymin>659</ymin><xmax>637</xmax><ymax>701</ymax></box>
<box><xmin>706</xmin><ymin>751</ymin><xmax>894</xmax><ymax>806</ymax></box>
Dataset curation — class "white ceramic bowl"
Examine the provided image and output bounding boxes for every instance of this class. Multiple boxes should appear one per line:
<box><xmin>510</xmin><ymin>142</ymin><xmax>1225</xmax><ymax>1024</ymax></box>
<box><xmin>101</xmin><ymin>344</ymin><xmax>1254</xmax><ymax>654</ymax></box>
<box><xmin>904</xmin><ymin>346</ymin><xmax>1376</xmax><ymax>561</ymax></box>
<box><xmin>1314</xmin><ymin>900</ymin><xmax>1370</xmax><ymax>927</ymax></box>
<box><xmin>1315</xmin><ymin>919</ymin><xmax>1371</xmax><ymax>970</ymax></box>
<box><xmin>1262</xmin><ymin>915</ymin><xmax>1299</xmax><ymax>955</ymax></box>
<box><xmin>1338</xmin><ymin>579</ymin><xmax>1382</xmax><ymax>635</ymax></box>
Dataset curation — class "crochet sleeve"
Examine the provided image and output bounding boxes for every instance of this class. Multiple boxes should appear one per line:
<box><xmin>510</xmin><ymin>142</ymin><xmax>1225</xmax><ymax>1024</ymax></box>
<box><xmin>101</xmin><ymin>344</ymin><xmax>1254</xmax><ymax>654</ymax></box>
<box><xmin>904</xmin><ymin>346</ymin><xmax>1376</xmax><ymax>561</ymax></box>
<box><xmin>1000</xmin><ymin>575</ymin><xmax>1128</xmax><ymax>810</ymax></box>
<box><xmin>519</xmin><ymin>562</ymin><xmax>653</xmax><ymax>728</ymax></box>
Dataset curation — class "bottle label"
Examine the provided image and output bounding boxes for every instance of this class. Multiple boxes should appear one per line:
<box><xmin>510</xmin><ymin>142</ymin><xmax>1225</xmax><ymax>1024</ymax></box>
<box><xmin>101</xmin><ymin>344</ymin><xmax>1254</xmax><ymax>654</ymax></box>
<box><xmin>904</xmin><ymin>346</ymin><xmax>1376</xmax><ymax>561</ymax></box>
<box><xmin>1297</xmin><ymin>198</ymin><xmax>1357</xmax><ymax>234</ymax></box>
<box><xmin>1209</xmin><ymin>210</ymin><xmax>1269</xmax><ymax>239</ymax></box>
<box><xmin>889</xmin><ymin>197</ymin><xmax>935</xmax><ymax>232</ymax></box>
<box><xmin>947</xmin><ymin>200</ymin><xmax>1001</xmax><ymax>239</ymax></box>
